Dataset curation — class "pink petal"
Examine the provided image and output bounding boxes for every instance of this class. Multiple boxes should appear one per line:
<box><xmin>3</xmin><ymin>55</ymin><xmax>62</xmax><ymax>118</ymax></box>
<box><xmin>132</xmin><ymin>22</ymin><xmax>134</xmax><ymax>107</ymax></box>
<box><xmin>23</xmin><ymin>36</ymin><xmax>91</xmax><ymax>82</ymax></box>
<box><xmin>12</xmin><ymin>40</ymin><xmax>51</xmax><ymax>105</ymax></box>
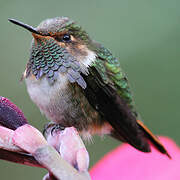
<box><xmin>13</xmin><ymin>124</ymin><xmax>47</xmax><ymax>154</ymax></box>
<box><xmin>90</xmin><ymin>137</ymin><xmax>180</xmax><ymax>180</ymax></box>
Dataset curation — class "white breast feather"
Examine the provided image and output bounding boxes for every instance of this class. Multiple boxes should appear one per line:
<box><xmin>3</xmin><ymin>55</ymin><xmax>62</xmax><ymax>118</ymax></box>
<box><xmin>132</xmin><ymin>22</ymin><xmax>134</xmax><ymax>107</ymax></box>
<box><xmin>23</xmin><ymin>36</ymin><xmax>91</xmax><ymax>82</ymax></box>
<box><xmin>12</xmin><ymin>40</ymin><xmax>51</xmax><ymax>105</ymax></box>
<box><xmin>25</xmin><ymin>75</ymin><xmax>68</xmax><ymax>114</ymax></box>
<box><xmin>82</xmin><ymin>50</ymin><xmax>96</xmax><ymax>67</ymax></box>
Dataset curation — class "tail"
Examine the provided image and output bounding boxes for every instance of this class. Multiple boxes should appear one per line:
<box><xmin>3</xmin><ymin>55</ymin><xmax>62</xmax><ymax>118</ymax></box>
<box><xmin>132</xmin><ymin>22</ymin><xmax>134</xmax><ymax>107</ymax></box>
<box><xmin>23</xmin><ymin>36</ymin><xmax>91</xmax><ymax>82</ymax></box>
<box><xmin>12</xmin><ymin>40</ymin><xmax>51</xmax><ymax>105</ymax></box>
<box><xmin>137</xmin><ymin>120</ymin><xmax>171</xmax><ymax>158</ymax></box>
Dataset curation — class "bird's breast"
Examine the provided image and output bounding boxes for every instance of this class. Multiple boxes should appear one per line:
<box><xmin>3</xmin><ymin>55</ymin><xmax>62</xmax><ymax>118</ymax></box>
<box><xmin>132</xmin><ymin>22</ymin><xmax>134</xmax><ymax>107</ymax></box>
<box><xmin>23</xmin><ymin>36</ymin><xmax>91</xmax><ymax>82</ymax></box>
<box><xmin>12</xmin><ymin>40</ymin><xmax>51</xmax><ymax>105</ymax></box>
<box><xmin>26</xmin><ymin>73</ymin><xmax>72</xmax><ymax>120</ymax></box>
<box><xmin>25</xmin><ymin>73</ymin><xmax>112</xmax><ymax>138</ymax></box>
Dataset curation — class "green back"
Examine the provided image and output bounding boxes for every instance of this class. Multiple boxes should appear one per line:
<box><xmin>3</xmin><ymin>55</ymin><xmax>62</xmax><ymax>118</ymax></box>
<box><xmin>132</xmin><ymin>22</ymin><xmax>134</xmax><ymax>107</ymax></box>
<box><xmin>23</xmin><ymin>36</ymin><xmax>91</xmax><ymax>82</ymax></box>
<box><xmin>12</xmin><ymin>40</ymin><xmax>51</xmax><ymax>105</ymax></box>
<box><xmin>91</xmin><ymin>43</ymin><xmax>137</xmax><ymax>116</ymax></box>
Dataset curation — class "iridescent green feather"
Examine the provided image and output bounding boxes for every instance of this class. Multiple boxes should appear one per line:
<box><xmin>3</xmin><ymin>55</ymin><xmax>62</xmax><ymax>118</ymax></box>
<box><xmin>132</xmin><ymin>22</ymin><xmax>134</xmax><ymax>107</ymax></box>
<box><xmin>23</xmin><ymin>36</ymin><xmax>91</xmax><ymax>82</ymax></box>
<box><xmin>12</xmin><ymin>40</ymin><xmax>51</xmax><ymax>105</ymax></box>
<box><xmin>91</xmin><ymin>44</ymin><xmax>137</xmax><ymax>115</ymax></box>
<box><xmin>27</xmin><ymin>36</ymin><xmax>87</xmax><ymax>88</ymax></box>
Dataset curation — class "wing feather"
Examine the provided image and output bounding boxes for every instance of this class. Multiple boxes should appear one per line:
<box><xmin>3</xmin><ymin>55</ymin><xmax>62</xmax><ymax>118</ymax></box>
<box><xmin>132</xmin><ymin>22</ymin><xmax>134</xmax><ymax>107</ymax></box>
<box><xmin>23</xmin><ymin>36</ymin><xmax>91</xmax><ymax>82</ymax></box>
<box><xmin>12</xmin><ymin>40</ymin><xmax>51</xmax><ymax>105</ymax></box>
<box><xmin>81</xmin><ymin>43</ymin><xmax>169</xmax><ymax>156</ymax></box>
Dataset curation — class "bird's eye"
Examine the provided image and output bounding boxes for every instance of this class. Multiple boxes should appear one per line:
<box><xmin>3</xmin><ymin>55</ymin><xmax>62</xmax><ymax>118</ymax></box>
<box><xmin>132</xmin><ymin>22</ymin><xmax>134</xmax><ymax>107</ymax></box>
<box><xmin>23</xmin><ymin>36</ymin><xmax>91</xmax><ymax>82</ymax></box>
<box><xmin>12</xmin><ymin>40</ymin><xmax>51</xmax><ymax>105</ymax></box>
<box><xmin>62</xmin><ymin>34</ymin><xmax>71</xmax><ymax>42</ymax></box>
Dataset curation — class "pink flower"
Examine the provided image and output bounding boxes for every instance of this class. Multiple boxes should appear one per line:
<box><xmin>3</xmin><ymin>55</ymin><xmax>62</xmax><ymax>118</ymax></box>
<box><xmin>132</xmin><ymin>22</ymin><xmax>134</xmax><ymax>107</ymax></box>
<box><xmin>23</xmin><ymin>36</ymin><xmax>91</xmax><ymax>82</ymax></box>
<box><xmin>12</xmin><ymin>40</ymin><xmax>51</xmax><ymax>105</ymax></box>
<box><xmin>90</xmin><ymin>137</ymin><xmax>180</xmax><ymax>180</ymax></box>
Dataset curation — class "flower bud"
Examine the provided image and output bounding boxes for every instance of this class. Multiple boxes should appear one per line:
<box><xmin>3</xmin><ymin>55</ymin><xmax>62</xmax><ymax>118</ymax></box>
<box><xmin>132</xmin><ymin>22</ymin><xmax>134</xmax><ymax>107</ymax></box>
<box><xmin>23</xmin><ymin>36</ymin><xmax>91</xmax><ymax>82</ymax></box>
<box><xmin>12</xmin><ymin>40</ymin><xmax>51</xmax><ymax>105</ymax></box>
<box><xmin>0</xmin><ymin>97</ymin><xmax>27</xmax><ymax>130</ymax></box>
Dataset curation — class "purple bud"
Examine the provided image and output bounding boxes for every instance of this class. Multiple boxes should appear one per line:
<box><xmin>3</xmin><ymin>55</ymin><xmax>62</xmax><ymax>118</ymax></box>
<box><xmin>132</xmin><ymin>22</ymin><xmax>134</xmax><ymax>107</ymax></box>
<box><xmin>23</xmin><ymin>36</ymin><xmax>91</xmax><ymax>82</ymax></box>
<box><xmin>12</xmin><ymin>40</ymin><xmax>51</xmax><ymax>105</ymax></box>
<box><xmin>0</xmin><ymin>97</ymin><xmax>28</xmax><ymax>130</ymax></box>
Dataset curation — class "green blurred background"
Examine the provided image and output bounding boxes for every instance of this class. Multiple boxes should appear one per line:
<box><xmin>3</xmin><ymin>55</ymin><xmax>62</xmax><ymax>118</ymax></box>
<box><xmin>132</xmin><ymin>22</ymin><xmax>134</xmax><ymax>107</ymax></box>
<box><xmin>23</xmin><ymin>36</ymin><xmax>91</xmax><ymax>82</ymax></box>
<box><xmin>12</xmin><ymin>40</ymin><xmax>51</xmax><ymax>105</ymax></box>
<box><xmin>0</xmin><ymin>0</ymin><xmax>179</xmax><ymax>179</ymax></box>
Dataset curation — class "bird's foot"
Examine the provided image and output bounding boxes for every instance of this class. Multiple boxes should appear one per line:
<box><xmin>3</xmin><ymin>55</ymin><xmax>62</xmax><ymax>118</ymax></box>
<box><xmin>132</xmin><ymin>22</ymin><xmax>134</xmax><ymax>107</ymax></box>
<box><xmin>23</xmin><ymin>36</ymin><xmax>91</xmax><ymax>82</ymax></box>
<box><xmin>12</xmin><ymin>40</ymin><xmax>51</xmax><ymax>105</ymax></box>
<box><xmin>43</xmin><ymin>122</ymin><xmax>65</xmax><ymax>136</ymax></box>
<box><xmin>45</xmin><ymin>126</ymin><xmax>89</xmax><ymax>172</ymax></box>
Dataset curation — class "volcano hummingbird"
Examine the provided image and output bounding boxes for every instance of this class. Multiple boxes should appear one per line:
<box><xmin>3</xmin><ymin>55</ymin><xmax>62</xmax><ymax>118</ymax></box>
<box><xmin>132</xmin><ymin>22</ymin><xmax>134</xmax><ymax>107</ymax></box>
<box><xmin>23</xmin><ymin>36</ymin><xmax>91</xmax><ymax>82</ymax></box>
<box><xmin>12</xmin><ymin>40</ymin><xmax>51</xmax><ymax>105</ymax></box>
<box><xmin>9</xmin><ymin>17</ymin><xmax>170</xmax><ymax>157</ymax></box>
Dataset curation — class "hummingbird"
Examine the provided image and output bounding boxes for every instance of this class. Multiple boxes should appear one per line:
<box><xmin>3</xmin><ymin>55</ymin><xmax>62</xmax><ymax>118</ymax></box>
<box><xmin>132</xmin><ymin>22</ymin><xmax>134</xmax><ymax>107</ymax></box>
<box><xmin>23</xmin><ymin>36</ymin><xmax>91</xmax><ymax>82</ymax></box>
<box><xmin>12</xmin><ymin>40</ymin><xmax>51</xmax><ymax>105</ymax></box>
<box><xmin>9</xmin><ymin>17</ymin><xmax>170</xmax><ymax>157</ymax></box>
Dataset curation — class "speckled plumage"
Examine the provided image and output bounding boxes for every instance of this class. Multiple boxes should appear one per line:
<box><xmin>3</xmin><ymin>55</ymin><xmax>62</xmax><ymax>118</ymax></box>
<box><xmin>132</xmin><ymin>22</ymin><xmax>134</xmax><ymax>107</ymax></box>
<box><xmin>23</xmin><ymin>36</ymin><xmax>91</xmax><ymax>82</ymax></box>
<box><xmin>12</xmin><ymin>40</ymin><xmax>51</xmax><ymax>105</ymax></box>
<box><xmin>26</xmin><ymin>36</ymin><xmax>87</xmax><ymax>88</ymax></box>
<box><xmin>9</xmin><ymin>17</ymin><xmax>170</xmax><ymax>156</ymax></box>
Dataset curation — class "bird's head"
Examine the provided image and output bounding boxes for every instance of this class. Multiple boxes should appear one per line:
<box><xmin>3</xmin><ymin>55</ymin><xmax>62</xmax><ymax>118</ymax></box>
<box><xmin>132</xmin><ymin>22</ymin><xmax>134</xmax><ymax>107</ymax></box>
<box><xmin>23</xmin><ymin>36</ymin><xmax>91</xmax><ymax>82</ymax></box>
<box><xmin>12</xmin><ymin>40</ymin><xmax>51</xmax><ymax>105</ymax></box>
<box><xmin>9</xmin><ymin>17</ymin><xmax>97</xmax><ymax>87</ymax></box>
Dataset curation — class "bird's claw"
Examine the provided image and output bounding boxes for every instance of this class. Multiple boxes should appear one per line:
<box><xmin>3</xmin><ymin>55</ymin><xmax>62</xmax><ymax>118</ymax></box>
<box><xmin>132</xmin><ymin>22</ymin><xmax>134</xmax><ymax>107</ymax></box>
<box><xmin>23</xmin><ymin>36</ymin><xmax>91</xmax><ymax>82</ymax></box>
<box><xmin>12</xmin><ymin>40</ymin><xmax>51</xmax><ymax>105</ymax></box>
<box><xmin>43</xmin><ymin>122</ymin><xmax>65</xmax><ymax>136</ymax></box>
<box><xmin>46</xmin><ymin>126</ymin><xmax>89</xmax><ymax>172</ymax></box>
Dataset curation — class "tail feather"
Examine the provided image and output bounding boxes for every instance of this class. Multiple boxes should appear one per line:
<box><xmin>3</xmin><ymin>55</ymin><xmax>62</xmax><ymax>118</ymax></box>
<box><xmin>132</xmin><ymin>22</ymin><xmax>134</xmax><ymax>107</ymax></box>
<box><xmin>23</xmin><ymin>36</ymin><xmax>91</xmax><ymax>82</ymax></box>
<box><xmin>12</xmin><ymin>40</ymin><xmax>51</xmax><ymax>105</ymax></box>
<box><xmin>137</xmin><ymin>120</ymin><xmax>171</xmax><ymax>158</ymax></box>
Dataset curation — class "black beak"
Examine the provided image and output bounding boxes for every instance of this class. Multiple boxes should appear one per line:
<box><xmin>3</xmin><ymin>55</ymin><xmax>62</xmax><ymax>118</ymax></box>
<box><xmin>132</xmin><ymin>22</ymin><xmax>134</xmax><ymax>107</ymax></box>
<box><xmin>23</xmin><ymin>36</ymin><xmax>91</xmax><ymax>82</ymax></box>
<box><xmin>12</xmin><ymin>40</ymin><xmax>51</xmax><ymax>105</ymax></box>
<box><xmin>8</xmin><ymin>18</ymin><xmax>43</xmax><ymax>36</ymax></box>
